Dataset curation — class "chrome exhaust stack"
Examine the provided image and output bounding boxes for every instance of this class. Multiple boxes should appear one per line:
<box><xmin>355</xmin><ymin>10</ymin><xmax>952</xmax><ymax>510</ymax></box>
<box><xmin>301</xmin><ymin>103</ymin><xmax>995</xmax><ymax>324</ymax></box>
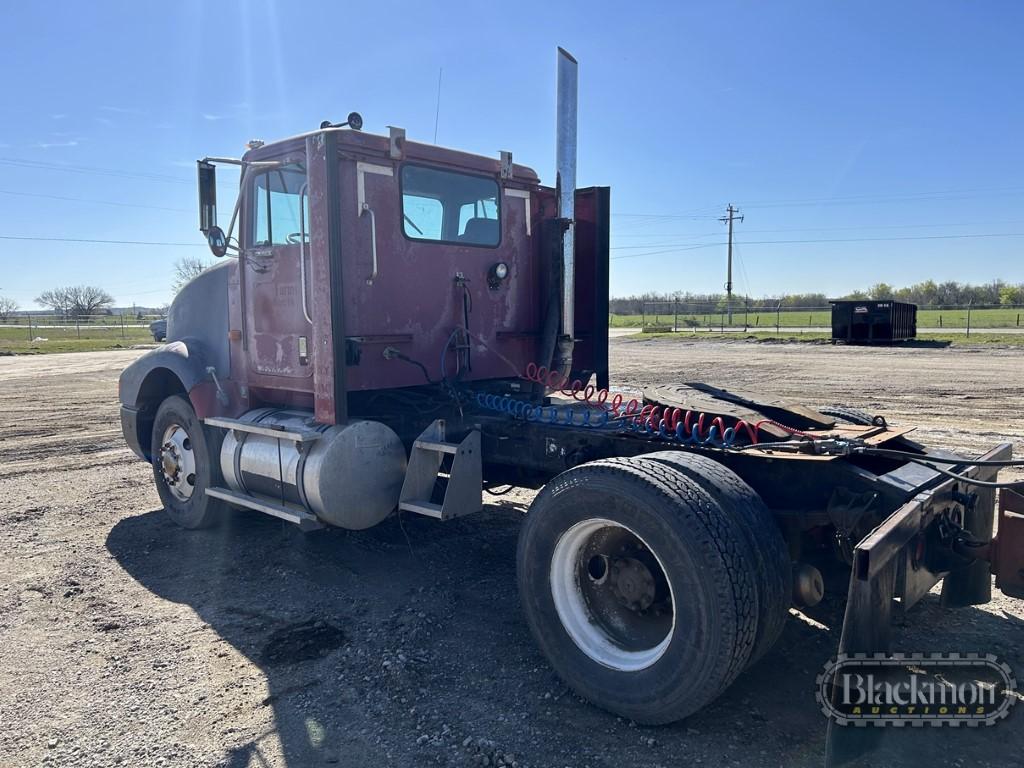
<box><xmin>554</xmin><ymin>47</ymin><xmax>578</xmax><ymax>376</ymax></box>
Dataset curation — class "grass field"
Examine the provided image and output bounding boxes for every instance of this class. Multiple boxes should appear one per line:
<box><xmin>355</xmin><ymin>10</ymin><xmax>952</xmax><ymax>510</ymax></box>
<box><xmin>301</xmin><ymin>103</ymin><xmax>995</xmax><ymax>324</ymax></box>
<box><xmin>611</xmin><ymin>307</ymin><xmax>1024</xmax><ymax>329</ymax></box>
<box><xmin>629</xmin><ymin>329</ymin><xmax>1024</xmax><ymax>345</ymax></box>
<box><xmin>0</xmin><ymin>325</ymin><xmax>155</xmax><ymax>355</ymax></box>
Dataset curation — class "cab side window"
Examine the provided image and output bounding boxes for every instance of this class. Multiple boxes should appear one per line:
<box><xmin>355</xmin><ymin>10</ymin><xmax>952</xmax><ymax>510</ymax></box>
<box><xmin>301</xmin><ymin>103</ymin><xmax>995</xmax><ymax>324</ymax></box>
<box><xmin>251</xmin><ymin>165</ymin><xmax>307</xmax><ymax>246</ymax></box>
<box><xmin>401</xmin><ymin>164</ymin><xmax>500</xmax><ymax>247</ymax></box>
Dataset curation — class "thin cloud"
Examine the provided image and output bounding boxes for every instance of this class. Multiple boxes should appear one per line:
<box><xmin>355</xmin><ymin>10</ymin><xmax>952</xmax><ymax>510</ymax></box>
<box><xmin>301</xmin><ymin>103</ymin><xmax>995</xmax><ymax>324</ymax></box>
<box><xmin>34</xmin><ymin>139</ymin><xmax>80</xmax><ymax>149</ymax></box>
<box><xmin>100</xmin><ymin>105</ymin><xmax>142</xmax><ymax>114</ymax></box>
<box><xmin>202</xmin><ymin>113</ymin><xmax>226</xmax><ymax>121</ymax></box>
<box><xmin>95</xmin><ymin>116</ymin><xmax>115</xmax><ymax>126</ymax></box>
<box><xmin>51</xmin><ymin>113</ymin><xmax>68</xmax><ymax>120</ymax></box>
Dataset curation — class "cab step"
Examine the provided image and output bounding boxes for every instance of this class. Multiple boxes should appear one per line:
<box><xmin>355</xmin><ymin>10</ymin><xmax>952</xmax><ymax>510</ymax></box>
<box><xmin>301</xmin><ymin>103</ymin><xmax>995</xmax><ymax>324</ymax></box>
<box><xmin>205</xmin><ymin>416</ymin><xmax>322</xmax><ymax>444</ymax></box>
<box><xmin>399</xmin><ymin>500</ymin><xmax>444</xmax><ymax>519</ymax></box>
<box><xmin>399</xmin><ymin>419</ymin><xmax>482</xmax><ymax>521</ymax></box>
<box><xmin>206</xmin><ymin>486</ymin><xmax>324</xmax><ymax>532</ymax></box>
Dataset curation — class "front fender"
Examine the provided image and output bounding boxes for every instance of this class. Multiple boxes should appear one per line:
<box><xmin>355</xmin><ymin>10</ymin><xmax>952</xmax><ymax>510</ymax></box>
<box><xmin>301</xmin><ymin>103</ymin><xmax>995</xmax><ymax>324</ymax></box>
<box><xmin>118</xmin><ymin>339</ymin><xmax>214</xmax><ymax>409</ymax></box>
<box><xmin>118</xmin><ymin>340</ymin><xmax>219</xmax><ymax>461</ymax></box>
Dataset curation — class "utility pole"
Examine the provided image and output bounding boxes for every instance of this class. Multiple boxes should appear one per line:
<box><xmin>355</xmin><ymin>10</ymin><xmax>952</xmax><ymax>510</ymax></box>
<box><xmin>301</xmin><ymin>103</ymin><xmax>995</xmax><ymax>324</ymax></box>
<box><xmin>719</xmin><ymin>204</ymin><xmax>743</xmax><ymax>325</ymax></box>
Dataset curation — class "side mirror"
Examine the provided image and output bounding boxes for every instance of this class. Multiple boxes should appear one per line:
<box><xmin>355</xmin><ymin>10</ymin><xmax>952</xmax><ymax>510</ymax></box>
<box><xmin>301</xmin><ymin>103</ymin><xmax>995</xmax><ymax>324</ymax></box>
<box><xmin>207</xmin><ymin>225</ymin><xmax>228</xmax><ymax>258</ymax></box>
<box><xmin>197</xmin><ymin>160</ymin><xmax>217</xmax><ymax>234</ymax></box>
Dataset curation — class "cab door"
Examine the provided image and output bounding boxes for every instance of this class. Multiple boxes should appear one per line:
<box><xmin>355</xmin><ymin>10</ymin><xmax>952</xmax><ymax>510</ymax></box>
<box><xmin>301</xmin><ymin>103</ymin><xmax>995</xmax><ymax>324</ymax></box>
<box><xmin>242</xmin><ymin>161</ymin><xmax>314</xmax><ymax>381</ymax></box>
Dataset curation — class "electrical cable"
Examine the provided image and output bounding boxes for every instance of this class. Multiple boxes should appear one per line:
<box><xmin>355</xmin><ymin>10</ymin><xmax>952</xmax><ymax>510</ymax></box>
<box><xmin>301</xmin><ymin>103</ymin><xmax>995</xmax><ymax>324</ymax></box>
<box><xmin>383</xmin><ymin>347</ymin><xmax>435</xmax><ymax>385</ymax></box>
<box><xmin>484</xmin><ymin>485</ymin><xmax>516</xmax><ymax>496</ymax></box>
<box><xmin>856</xmin><ymin>448</ymin><xmax>1024</xmax><ymax>467</ymax></box>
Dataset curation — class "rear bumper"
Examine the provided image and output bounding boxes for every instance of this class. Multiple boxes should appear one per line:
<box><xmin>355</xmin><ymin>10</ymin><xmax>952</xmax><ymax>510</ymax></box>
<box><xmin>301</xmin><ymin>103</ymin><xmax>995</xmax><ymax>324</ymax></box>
<box><xmin>839</xmin><ymin>442</ymin><xmax>1012</xmax><ymax>655</ymax></box>
<box><xmin>827</xmin><ymin>443</ymin><xmax>1017</xmax><ymax>768</ymax></box>
<box><xmin>120</xmin><ymin>405</ymin><xmax>147</xmax><ymax>461</ymax></box>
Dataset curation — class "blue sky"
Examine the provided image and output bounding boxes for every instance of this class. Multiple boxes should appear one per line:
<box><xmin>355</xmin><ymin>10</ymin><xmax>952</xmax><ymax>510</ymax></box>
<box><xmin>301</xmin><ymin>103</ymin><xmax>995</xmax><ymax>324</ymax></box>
<box><xmin>1</xmin><ymin>1</ymin><xmax>1022</xmax><ymax>309</ymax></box>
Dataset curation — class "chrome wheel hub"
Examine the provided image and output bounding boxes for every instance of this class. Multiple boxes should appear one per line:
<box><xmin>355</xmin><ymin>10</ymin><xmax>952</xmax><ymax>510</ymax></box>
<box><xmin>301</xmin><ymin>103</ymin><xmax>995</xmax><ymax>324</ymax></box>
<box><xmin>159</xmin><ymin>424</ymin><xmax>196</xmax><ymax>502</ymax></box>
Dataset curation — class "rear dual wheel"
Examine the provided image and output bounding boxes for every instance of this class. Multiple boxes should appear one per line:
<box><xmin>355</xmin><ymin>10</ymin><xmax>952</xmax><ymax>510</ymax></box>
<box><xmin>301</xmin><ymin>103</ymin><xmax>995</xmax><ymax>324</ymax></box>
<box><xmin>517</xmin><ymin>456</ymin><xmax>772</xmax><ymax>724</ymax></box>
<box><xmin>642</xmin><ymin>450</ymin><xmax>791</xmax><ymax>664</ymax></box>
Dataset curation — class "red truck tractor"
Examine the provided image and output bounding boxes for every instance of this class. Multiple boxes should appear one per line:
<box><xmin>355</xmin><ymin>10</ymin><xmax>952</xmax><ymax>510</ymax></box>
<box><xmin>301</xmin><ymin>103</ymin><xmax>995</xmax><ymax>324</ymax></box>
<box><xmin>118</xmin><ymin>48</ymin><xmax>1024</xmax><ymax>730</ymax></box>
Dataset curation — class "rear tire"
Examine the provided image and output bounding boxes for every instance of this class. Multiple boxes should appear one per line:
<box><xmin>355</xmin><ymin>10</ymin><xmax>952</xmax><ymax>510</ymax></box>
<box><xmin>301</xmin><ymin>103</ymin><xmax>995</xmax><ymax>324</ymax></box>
<box><xmin>517</xmin><ymin>457</ymin><xmax>757</xmax><ymax>724</ymax></box>
<box><xmin>150</xmin><ymin>395</ymin><xmax>227</xmax><ymax>529</ymax></box>
<box><xmin>642</xmin><ymin>450</ymin><xmax>791</xmax><ymax>663</ymax></box>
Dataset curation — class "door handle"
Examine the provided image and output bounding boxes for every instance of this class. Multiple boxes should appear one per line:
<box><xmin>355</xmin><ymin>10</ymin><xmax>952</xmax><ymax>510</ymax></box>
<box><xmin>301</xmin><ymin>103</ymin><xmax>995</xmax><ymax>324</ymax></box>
<box><xmin>362</xmin><ymin>202</ymin><xmax>378</xmax><ymax>284</ymax></box>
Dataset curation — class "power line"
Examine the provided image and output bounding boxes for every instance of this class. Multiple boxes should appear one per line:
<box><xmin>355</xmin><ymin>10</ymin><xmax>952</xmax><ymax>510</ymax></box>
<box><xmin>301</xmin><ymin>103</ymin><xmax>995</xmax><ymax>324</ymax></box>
<box><xmin>610</xmin><ymin>231</ymin><xmax>1024</xmax><ymax>261</ymax></box>
<box><xmin>735</xmin><ymin>232</ymin><xmax>1024</xmax><ymax>245</ymax></box>
<box><xmin>611</xmin><ymin>212</ymin><xmax>720</xmax><ymax>220</ymax></box>
<box><xmin>3</xmin><ymin>228</ymin><xmax>1021</xmax><ymax>253</ymax></box>
<box><xmin>0</xmin><ymin>235</ymin><xmax>204</xmax><ymax>246</ymax></box>
<box><xmin>0</xmin><ymin>156</ymin><xmax>193</xmax><ymax>185</ymax></box>
<box><xmin>0</xmin><ymin>188</ymin><xmax>190</xmax><ymax>213</ymax></box>
<box><xmin>611</xmin><ymin>244</ymin><xmax>720</xmax><ymax>261</ymax></box>
<box><xmin>733</xmin><ymin>241</ymin><xmax>752</xmax><ymax>299</ymax></box>
<box><xmin>740</xmin><ymin>185</ymin><xmax>1024</xmax><ymax>209</ymax></box>
<box><xmin>609</xmin><ymin>219</ymin><xmax>1024</xmax><ymax>238</ymax></box>
<box><xmin>611</xmin><ymin>241</ymin><xmax>715</xmax><ymax>249</ymax></box>
<box><xmin>611</xmin><ymin>187</ymin><xmax>1024</xmax><ymax>222</ymax></box>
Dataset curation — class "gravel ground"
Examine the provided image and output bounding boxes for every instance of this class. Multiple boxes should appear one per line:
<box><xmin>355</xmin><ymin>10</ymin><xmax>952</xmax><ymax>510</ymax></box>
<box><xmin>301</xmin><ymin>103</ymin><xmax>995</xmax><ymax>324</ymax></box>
<box><xmin>0</xmin><ymin>340</ymin><xmax>1021</xmax><ymax>768</ymax></box>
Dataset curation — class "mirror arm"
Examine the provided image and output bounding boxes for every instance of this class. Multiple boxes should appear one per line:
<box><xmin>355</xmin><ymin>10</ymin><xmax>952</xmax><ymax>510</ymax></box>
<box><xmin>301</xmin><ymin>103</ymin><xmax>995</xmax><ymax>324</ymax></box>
<box><xmin>220</xmin><ymin>164</ymin><xmax>253</xmax><ymax>259</ymax></box>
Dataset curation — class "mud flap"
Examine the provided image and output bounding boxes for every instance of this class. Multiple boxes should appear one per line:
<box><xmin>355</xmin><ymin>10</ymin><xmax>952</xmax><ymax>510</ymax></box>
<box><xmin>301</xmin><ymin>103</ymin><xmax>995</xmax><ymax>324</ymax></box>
<box><xmin>824</xmin><ymin>443</ymin><xmax>1012</xmax><ymax>767</ymax></box>
<box><xmin>993</xmin><ymin>487</ymin><xmax>1024</xmax><ymax>599</ymax></box>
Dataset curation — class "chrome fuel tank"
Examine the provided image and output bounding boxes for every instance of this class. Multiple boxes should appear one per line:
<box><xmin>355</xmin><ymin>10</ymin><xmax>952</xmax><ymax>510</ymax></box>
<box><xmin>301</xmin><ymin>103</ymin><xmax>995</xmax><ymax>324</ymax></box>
<box><xmin>220</xmin><ymin>408</ymin><xmax>406</xmax><ymax>529</ymax></box>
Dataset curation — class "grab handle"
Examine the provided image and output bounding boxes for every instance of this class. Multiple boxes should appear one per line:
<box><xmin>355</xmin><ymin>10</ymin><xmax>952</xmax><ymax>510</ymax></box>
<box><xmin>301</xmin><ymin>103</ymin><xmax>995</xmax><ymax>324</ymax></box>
<box><xmin>361</xmin><ymin>203</ymin><xmax>378</xmax><ymax>284</ymax></box>
<box><xmin>298</xmin><ymin>183</ymin><xmax>312</xmax><ymax>324</ymax></box>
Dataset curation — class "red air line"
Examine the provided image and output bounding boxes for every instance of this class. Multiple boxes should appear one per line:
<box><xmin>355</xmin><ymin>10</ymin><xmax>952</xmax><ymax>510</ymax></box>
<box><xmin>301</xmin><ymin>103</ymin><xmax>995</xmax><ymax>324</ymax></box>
<box><xmin>523</xmin><ymin>362</ymin><xmax>820</xmax><ymax>445</ymax></box>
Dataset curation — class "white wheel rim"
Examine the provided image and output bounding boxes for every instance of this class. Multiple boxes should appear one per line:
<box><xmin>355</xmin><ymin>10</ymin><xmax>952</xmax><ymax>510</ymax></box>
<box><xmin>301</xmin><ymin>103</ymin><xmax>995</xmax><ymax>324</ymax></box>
<box><xmin>550</xmin><ymin>518</ymin><xmax>675</xmax><ymax>672</ymax></box>
<box><xmin>159</xmin><ymin>423</ymin><xmax>197</xmax><ymax>502</ymax></box>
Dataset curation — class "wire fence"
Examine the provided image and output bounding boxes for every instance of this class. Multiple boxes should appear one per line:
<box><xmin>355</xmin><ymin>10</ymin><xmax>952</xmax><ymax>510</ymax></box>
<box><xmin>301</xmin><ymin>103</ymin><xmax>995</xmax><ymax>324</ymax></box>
<box><xmin>614</xmin><ymin>302</ymin><xmax>1024</xmax><ymax>334</ymax></box>
<box><xmin>0</xmin><ymin>313</ymin><xmax>165</xmax><ymax>342</ymax></box>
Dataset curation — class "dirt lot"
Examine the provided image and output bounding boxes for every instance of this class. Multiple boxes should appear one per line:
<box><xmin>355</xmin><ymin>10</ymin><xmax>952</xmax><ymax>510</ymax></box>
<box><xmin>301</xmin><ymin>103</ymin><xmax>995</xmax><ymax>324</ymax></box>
<box><xmin>1</xmin><ymin>340</ymin><xmax>1022</xmax><ymax>768</ymax></box>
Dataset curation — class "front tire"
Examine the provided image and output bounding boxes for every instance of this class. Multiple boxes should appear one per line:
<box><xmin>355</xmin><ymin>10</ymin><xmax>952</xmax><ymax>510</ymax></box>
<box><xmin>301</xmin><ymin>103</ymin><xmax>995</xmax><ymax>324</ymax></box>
<box><xmin>150</xmin><ymin>395</ymin><xmax>227</xmax><ymax>529</ymax></box>
<box><xmin>517</xmin><ymin>457</ymin><xmax>757</xmax><ymax>724</ymax></box>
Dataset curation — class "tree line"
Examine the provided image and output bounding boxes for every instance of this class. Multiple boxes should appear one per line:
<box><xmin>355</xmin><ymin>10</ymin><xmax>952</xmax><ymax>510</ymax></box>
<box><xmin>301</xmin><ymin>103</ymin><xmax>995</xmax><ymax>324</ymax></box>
<box><xmin>610</xmin><ymin>279</ymin><xmax>1024</xmax><ymax>315</ymax></box>
<box><xmin>0</xmin><ymin>258</ymin><xmax>214</xmax><ymax>323</ymax></box>
<box><xmin>34</xmin><ymin>286</ymin><xmax>115</xmax><ymax>318</ymax></box>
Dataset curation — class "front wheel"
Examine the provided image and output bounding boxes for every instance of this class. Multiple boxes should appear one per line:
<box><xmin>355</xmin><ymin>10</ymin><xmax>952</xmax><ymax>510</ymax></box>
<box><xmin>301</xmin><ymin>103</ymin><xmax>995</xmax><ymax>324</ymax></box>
<box><xmin>150</xmin><ymin>395</ymin><xmax>227</xmax><ymax>529</ymax></box>
<box><xmin>517</xmin><ymin>457</ymin><xmax>757</xmax><ymax>724</ymax></box>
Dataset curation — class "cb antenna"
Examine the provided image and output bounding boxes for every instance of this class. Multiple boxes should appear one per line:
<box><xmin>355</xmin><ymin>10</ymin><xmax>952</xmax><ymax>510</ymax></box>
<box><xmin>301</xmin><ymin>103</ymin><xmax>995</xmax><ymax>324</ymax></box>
<box><xmin>433</xmin><ymin>67</ymin><xmax>443</xmax><ymax>143</ymax></box>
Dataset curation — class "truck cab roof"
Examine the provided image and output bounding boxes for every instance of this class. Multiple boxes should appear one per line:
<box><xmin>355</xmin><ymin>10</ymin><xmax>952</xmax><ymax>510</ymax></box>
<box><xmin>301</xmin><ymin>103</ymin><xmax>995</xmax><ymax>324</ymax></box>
<box><xmin>242</xmin><ymin>126</ymin><xmax>542</xmax><ymax>188</ymax></box>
